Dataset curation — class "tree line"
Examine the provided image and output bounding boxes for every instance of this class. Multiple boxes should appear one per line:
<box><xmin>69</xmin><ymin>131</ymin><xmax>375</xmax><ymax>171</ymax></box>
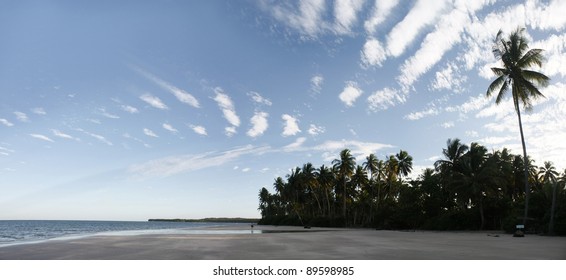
<box><xmin>257</xmin><ymin>139</ymin><xmax>566</xmax><ymax>235</ymax></box>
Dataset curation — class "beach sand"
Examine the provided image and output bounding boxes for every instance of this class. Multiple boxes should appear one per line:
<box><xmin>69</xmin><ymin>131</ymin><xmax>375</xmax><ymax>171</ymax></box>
<box><xmin>0</xmin><ymin>225</ymin><xmax>565</xmax><ymax>260</ymax></box>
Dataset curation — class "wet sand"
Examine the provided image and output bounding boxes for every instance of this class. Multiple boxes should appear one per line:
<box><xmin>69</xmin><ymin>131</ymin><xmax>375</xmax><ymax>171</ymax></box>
<box><xmin>0</xmin><ymin>225</ymin><xmax>565</xmax><ymax>259</ymax></box>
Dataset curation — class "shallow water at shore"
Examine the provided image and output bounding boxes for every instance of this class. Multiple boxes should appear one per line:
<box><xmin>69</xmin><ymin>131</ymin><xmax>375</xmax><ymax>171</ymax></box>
<box><xmin>0</xmin><ymin>220</ymin><xmax>245</xmax><ymax>247</ymax></box>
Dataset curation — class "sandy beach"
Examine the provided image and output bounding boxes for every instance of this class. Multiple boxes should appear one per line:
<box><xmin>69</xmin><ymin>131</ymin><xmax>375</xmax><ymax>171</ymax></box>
<box><xmin>0</xmin><ymin>225</ymin><xmax>564</xmax><ymax>260</ymax></box>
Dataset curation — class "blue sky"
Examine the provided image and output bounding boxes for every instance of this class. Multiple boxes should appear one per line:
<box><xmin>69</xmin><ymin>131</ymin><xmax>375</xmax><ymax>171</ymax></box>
<box><xmin>1</xmin><ymin>0</ymin><xmax>565</xmax><ymax>221</ymax></box>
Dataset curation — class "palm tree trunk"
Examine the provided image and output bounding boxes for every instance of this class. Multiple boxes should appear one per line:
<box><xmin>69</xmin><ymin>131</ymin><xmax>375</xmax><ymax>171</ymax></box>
<box><xmin>516</xmin><ymin>103</ymin><xmax>530</xmax><ymax>227</ymax></box>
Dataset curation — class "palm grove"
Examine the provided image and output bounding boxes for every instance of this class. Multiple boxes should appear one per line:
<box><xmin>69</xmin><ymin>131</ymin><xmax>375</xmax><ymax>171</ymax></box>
<box><xmin>258</xmin><ymin>28</ymin><xmax>565</xmax><ymax>235</ymax></box>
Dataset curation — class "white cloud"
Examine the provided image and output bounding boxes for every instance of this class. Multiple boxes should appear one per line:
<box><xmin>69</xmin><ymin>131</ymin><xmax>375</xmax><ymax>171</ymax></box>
<box><xmin>31</xmin><ymin>108</ymin><xmax>46</xmax><ymax>115</ymax></box>
<box><xmin>397</xmin><ymin>1</ymin><xmax>479</xmax><ymax>91</ymax></box>
<box><xmin>162</xmin><ymin>123</ymin><xmax>178</xmax><ymax>133</ymax></box>
<box><xmin>79</xmin><ymin>131</ymin><xmax>112</xmax><ymax>146</ymax></box>
<box><xmin>333</xmin><ymin>0</ymin><xmax>364</xmax><ymax>35</ymax></box>
<box><xmin>190</xmin><ymin>125</ymin><xmax>208</xmax><ymax>136</ymax></box>
<box><xmin>307</xmin><ymin>124</ymin><xmax>325</xmax><ymax>136</ymax></box>
<box><xmin>282</xmin><ymin>114</ymin><xmax>301</xmax><ymax>137</ymax></box>
<box><xmin>310</xmin><ymin>75</ymin><xmax>324</xmax><ymax>94</ymax></box>
<box><xmin>0</xmin><ymin>119</ymin><xmax>14</xmax><ymax>127</ymax></box>
<box><xmin>248</xmin><ymin>91</ymin><xmax>272</xmax><ymax>106</ymax></box>
<box><xmin>266</xmin><ymin>0</ymin><xmax>328</xmax><ymax>38</ymax></box>
<box><xmin>30</xmin><ymin>134</ymin><xmax>54</xmax><ymax>143</ymax></box>
<box><xmin>129</xmin><ymin>145</ymin><xmax>270</xmax><ymax>178</ymax></box>
<box><xmin>367</xmin><ymin>87</ymin><xmax>406</xmax><ymax>111</ymax></box>
<box><xmin>241</xmin><ymin>167</ymin><xmax>251</xmax><ymax>172</ymax></box>
<box><xmin>140</xmin><ymin>94</ymin><xmax>168</xmax><ymax>110</ymax></box>
<box><xmin>339</xmin><ymin>81</ymin><xmax>363</xmax><ymax>107</ymax></box>
<box><xmin>98</xmin><ymin>108</ymin><xmax>120</xmax><ymax>119</ymax></box>
<box><xmin>404</xmin><ymin>108</ymin><xmax>440</xmax><ymax>121</ymax></box>
<box><xmin>135</xmin><ymin>67</ymin><xmax>199</xmax><ymax>108</ymax></box>
<box><xmin>361</xmin><ymin>37</ymin><xmax>387</xmax><ymax>67</ymax></box>
<box><xmin>123</xmin><ymin>133</ymin><xmax>150</xmax><ymax>148</ymax></box>
<box><xmin>386</xmin><ymin>0</ymin><xmax>450</xmax><ymax>57</ymax></box>
<box><xmin>441</xmin><ymin>122</ymin><xmax>455</xmax><ymax>128</ymax></box>
<box><xmin>247</xmin><ymin>111</ymin><xmax>269</xmax><ymax>138</ymax></box>
<box><xmin>283</xmin><ymin>137</ymin><xmax>307</xmax><ymax>151</ymax></box>
<box><xmin>364</xmin><ymin>0</ymin><xmax>399</xmax><ymax>34</ymax></box>
<box><xmin>52</xmin><ymin>129</ymin><xmax>79</xmax><ymax>141</ymax></box>
<box><xmin>121</xmin><ymin>105</ymin><xmax>139</xmax><ymax>114</ymax></box>
<box><xmin>14</xmin><ymin>112</ymin><xmax>29</xmax><ymax>122</ymax></box>
<box><xmin>446</xmin><ymin>93</ymin><xmax>492</xmax><ymax>114</ymax></box>
<box><xmin>225</xmin><ymin>126</ymin><xmax>237</xmax><ymax>137</ymax></box>
<box><xmin>314</xmin><ymin>140</ymin><xmax>394</xmax><ymax>162</ymax></box>
<box><xmin>431</xmin><ymin>63</ymin><xmax>468</xmax><ymax>92</ymax></box>
<box><xmin>214</xmin><ymin>88</ymin><xmax>240</xmax><ymax>133</ymax></box>
<box><xmin>143</xmin><ymin>128</ymin><xmax>159</xmax><ymax>138</ymax></box>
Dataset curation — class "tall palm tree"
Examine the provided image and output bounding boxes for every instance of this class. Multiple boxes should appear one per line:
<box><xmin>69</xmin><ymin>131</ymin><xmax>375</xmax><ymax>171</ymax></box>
<box><xmin>332</xmin><ymin>149</ymin><xmax>356</xmax><ymax>220</ymax></box>
<box><xmin>487</xmin><ymin>27</ymin><xmax>550</xmax><ymax>226</ymax></box>
<box><xmin>538</xmin><ymin>161</ymin><xmax>559</xmax><ymax>234</ymax></box>
<box><xmin>395</xmin><ymin>150</ymin><xmax>413</xmax><ymax>181</ymax></box>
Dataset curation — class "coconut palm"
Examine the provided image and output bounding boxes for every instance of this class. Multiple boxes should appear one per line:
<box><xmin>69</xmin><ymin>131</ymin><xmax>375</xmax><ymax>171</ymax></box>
<box><xmin>332</xmin><ymin>149</ymin><xmax>356</xmax><ymax>220</ymax></box>
<box><xmin>487</xmin><ymin>27</ymin><xmax>550</xmax><ymax>225</ymax></box>
<box><xmin>539</xmin><ymin>161</ymin><xmax>559</xmax><ymax>234</ymax></box>
<box><xmin>396</xmin><ymin>150</ymin><xmax>413</xmax><ymax>181</ymax></box>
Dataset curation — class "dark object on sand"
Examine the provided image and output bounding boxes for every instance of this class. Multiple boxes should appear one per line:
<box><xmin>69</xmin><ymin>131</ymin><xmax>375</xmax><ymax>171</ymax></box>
<box><xmin>304</xmin><ymin>226</ymin><xmax>311</xmax><ymax>229</ymax></box>
<box><xmin>514</xmin><ymin>224</ymin><xmax>525</xmax><ymax>237</ymax></box>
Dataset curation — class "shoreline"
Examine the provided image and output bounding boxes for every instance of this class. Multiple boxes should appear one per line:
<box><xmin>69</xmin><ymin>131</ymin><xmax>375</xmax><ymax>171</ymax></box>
<box><xmin>0</xmin><ymin>225</ymin><xmax>564</xmax><ymax>260</ymax></box>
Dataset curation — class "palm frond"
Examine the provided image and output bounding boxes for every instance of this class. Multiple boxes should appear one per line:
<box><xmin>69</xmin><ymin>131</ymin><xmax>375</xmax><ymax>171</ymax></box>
<box><xmin>517</xmin><ymin>49</ymin><xmax>545</xmax><ymax>68</ymax></box>
<box><xmin>495</xmin><ymin>77</ymin><xmax>510</xmax><ymax>105</ymax></box>
<box><xmin>522</xmin><ymin>69</ymin><xmax>550</xmax><ymax>87</ymax></box>
<box><xmin>486</xmin><ymin>74</ymin><xmax>506</xmax><ymax>98</ymax></box>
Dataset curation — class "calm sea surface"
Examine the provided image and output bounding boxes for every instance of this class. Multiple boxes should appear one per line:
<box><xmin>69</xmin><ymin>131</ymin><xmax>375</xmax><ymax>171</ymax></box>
<box><xmin>0</xmin><ymin>220</ymin><xmax>229</xmax><ymax>247</ymax></box>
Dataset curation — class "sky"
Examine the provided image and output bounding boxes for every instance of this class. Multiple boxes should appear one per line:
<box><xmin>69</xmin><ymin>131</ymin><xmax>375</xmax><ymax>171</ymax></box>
<box><xmin>1</xmin><ymin>0</ymin><xmax>565</xmax><ymax>221</ymax></box>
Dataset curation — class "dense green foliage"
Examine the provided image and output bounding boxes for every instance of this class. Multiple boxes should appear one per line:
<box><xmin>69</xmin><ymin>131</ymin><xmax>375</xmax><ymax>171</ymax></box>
<box><xmin>258</xmin><ymin>142</ymin><xmax>566</xmax><ymax>235</ymax></box>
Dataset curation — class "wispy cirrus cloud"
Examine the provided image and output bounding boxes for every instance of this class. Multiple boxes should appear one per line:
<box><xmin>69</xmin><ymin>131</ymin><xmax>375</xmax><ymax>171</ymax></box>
<box><xmin>76</xmin><ymin>128</ymin><xmax>113</xmax><ymax>146</ymax></box>
<box><xmin>308</xmin><ymin>124</ymin><xmax>325</xmax><ymax>136</ymax></box>
<box><xmin>248</xmin><ymin>91</ymin><xmax>272</xmax><ymax>106</ymax></box>
<box><xmin>367</xmin><ymin>87</ymin><xmax>406</xmax><ymax>112</ymax></box>
<box><xmin>52</xmin><ymin>129</ymin><xmax>79</xmax><ymax>141</ymax></box>
<box><xmin>14</xmin><ymin>112</ymin><xmax>29</xmax><ymax>122</ymax></box>
<box><xmin>31</xmin><ymin>108</ymin><xmax>46</xmax><ymax>115</ymax></box>
<box><xmin>97</xmin><ymin>108</ymin><xmax>120</xmax><ymax>119</ymax></box>
<box><xmin>129</xmin><ymin>145</ymin><xmax>270</xmax><ymax>178</ymax></box>
<box><xmin>189</xmin><ymin>125</ymin><xmax>208</xmax><ymax>136</ymax></box>
<box><xmin>264</xmin><ymin>0</ymin><xmax>328</xmax><ymax>38</ymax></box>
<box><xmin>333</xmin><ymin>0</ymin><xmax>364</xmax><ymax>35</ymax></box>
<box><xmin>140</xmin><ymin>93</ymin><xmax>168</xmax><ymax>110</ymax></box>
<box><xmin>143</xmin><ymin>128</ymin><xmax>159</xmax><ymax>138</ymax></box>
<box><xmin>135</xmin><ymin>67</ymin><xmax>200</xmax><ymax>108</ymax></box>
<box><xmin>247</xmin><ymin>111</ymin><xmax>269</xmax><ymax>138</ymax></box>
<box><xmin>404</xmin><ymin>107</ymin><xmax>440</xmax><ymax>121</ymax></box>
<box><xmin>386</xmin><ymin>0</ymin><xmax>450</xmax><ymax>58</ymax></box>
<box><xmin>364</xmin><ymin>0</ymin><xmax>399</xmax><ymax>34</ymax></box>
<box><xmin>30</xmin><ymin>134</ymin><xmax>54</xmax><ymax>143</ymax></box>
<box><xmin>214</xmin><ymin>87</ymin><xmax>240</xmax><ymax>136</ymax></box>
<box><xmin>310</xmin><ymin>75</ymin><xmax>324</xmax><ymax>94</ymax></box>
<box><xmin>121</xmin><ymin>105</ymin><xmax>139</xmax><ymax>114</ymax></box>
<box><xmin>162</xmin><ymin>123</ymin><xmax>178</xmax><ymax>133</ymax></box>
<box><xmin>0</xmin><ymin>119</ymin><xmax>14</xmax><ymax>127</ymax></box>
<box><xmin>282</xmin><ymin>114</ymin><xmax>301</xmax><ymax>137</ymax></box>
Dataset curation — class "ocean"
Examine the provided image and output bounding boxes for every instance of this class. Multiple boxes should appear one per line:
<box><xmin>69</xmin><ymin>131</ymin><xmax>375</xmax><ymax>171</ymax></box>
<box><xmin>0</xmin><ymin>220</ymin><xmax>231</xmax><ymax>247</ymax></box>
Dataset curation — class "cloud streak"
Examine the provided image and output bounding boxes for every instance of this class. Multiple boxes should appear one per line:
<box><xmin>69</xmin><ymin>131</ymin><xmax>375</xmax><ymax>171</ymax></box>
<box><xmin>129</xmin><ymin>145</ymin><xmax>270</xmax><ymax>178</ymax></box>
<box><xmin>140</xmin><ymin>94</ymin><xmax>168</xmax><ymax>110</ymax></box>
<box><xmin>135</xmin><ymin>67</ymin><xmax>200</xmax><ymax>108</ymax></box>
<box><xmin>214</xmin><ymin>88</ymin><xmax>240</xmax><ymax>136</ymax></box>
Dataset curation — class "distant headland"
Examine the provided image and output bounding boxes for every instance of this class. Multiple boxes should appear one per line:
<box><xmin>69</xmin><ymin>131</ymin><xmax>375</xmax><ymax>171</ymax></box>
<box><xmin>148</xmin><ymin>217</ymin><xmax>259</xmax><ymax>223</ymax></box>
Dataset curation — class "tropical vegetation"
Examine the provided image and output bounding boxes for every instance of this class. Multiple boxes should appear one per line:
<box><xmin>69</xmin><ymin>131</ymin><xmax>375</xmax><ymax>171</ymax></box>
<box><xmin>257</xmin><ymin>142</ymin><xmax>566</xmax><ymax>235</ymax></box>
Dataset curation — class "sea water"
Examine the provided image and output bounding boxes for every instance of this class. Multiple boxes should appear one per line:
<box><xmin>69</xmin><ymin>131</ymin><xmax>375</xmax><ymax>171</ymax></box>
<box><xmin>0</xmin><ymin>220</ymin><xmax>231</xmax><ymax>247</ymax></box>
